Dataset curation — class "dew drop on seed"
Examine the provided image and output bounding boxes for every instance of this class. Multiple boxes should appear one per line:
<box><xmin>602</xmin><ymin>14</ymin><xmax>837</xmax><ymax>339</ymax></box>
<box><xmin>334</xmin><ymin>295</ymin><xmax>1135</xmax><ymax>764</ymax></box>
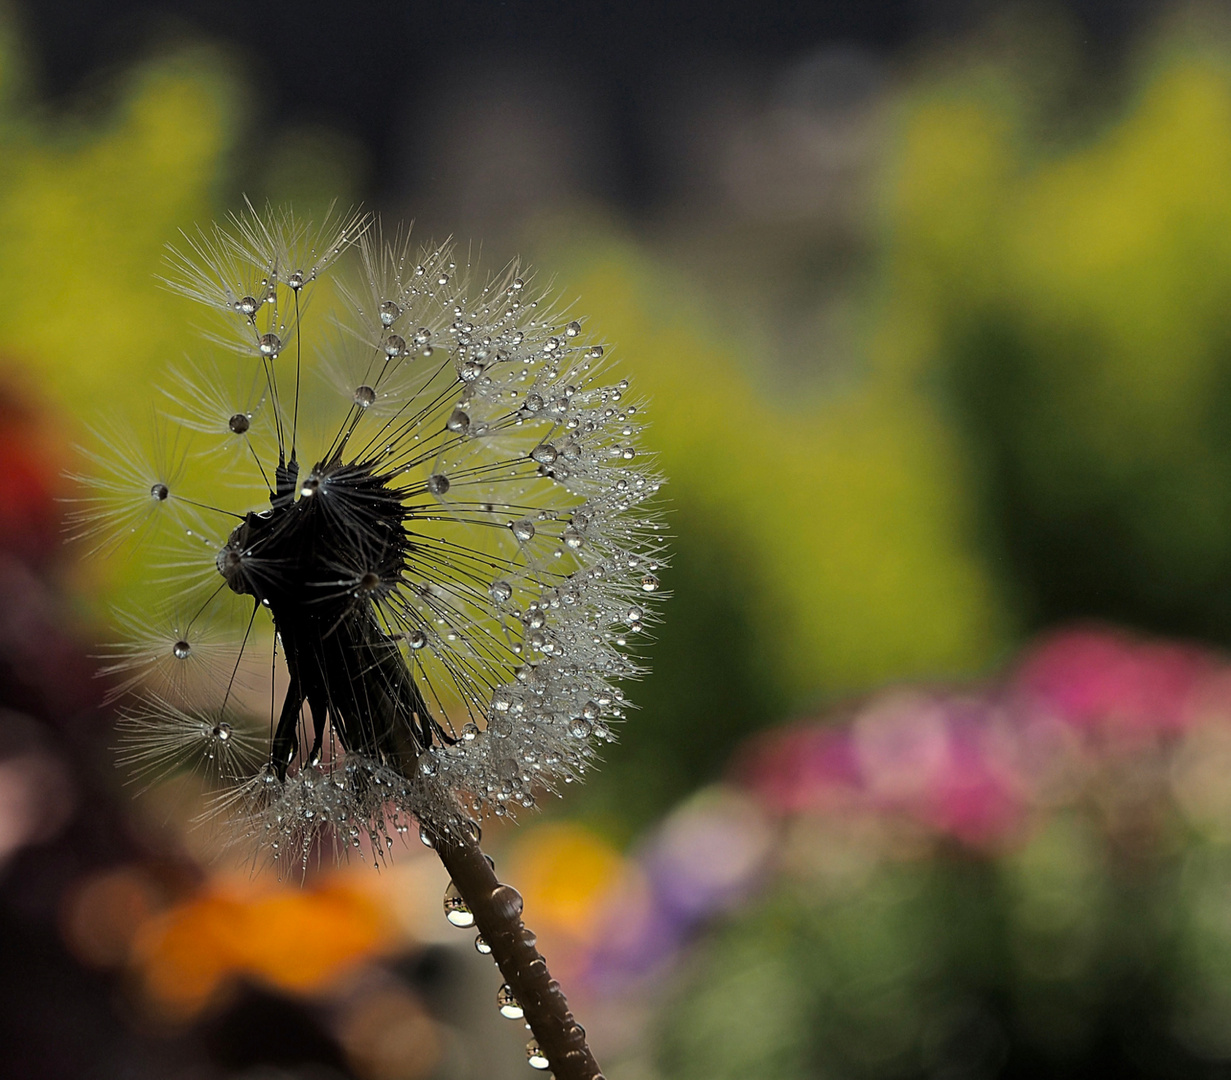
<box><xmin>354</xmin><ymin>385</ymin><xmax>376</xmax><ymax>408</ymax></box>
<box><xmin>627</xmin><ymin>606</ymin><xmax>644</xmax><ymax>623</ymax></box>
<box><xmin>443</xmin><ymin>881</ymin><xmax>475</xmax><ymax>927</ymax></box>
<box><xmin>566</xmin><ymin>320</ymin><xmax>582</xmax><ymax>337</ymax></box>
<box><xmin>523</xmin><ymin>393</ymin><xmax>543</xmax><ymax>413</ymax></box>
<box><xmin>414</xmin><ymin>328</ymin><xmax>431</xmax><ymax>345</ymax></box>
<box><xmin>530</xmin><ymin>444</ymin><xmax>558</xmax><ymax>465</ymax></box>
<box><xmin>407</xmin><ymin>629</ymin><xmax>428</xmax><ymax>650</ymax></box>
<box><xmin>300</xmin><ymin>476</ymin><xmax>320</xmax><ymax>497</ymax></box>
<box><xmin>569</xmin><ymin>717</ymin><xmax>592</xmax><ymax>738</ymax></box>
<box><xmin>447</xmin><ymin>409</ymin><xmax>470</xmax><ymax>434</ymax></box>
<box><xmin>527</xmin><ymin>1041</ymin><xmax>550</xmax><ymax>1070</ymax></box>
<box><xmin>172</xmin><ymin>640</ymin><xmax>191</xmax><ymax>660</ymax></box>
<box><xmin>497</xmin><ymin>984</ymin><xmax>524</xmax><ymax>1019</ymax></box>
<box><xmin>581</xmin><ymin>701</ymin><xmax>600</xmax><ymax>721</ymax></box>
<box><xmin>511</xmin><ymin>519</ymin><xmax>535</xmax><ymax>543</ymax></box>
<box><xmin>562</xmin><ymin>526</ymin><xmax>583</xmax><ymax>549</ymax></box>
<box><xmin>461</xmin><ymin>722</ymin><xmax>479</xmax><ymax>741</ymax></box>
<box><xmin>385</xmin><ymin>334</ymin><xmax>406</xmax><ymax>357</ymax></box>
<box><xmin>640</xmin><ymin>573</ymin><xmax>660</xmax><ymax>592</ymax></box>
<box><xmin>213</xmin><ymin>721</ymin><xmax>231</xmax><ymax>742</ymax></box>
<box><xmin>258</xmin><ymin>333</ymin><xmax>282</xmax><ymax>357</ymax></box>
<box><xmin>418</xmin><ymin>823</ymin><xmax>435</xmax><ymax>847</ymax></box>
<box><xmin>379</xmin><ymin>300</ymin><xmax>401</xmax><ymax>326</ymax></box>
<box><xmin>150</xmin><ymin>483</ymin><xmax>169</xmax><ymax>501</ymax></box>
<box><xmin>228</xmin><ymin>412</ymin><xmax>250</xmax><ymax>434</ymax></box>
<box><xmin>510</xmin><ymin>277</ymin><xmax>524</xmax><ymax>292</ymax></box>
<box><xmin>236</xmin><ymin>295</ymin><xmax>258</xmax><ymax>316</ymax></box>
<box><xmin>287</xmin><ymin>270</ymin><xmax>304</xmax><ymax>290</ymax></box>
<box><xmin>420</xmin><ymin>756</ymin><xmax>438</xmax><ymax>777</ymax></box>
<box><xmin>437</xmin><ymin>274</ymin><xmax>450</xmax><ymax>286</ymax></box>
<box><xmin>427</xmin><ymin>473</ymin><xmax>450</xmax><ymax>496</ymax></box>
<box><xmin>490</xmin><ymin>580</ymin><xmax>513</xmax><ymax>603</ymax></box>
<box><xmin>587</xmin><ymin>346</ymin><xmax>604</xmax><ymax>360</ymax></box>
<box><xmin>475</xmin><ymin>934</ymin><xmax>492</xmax><ymax>955</ymax></box>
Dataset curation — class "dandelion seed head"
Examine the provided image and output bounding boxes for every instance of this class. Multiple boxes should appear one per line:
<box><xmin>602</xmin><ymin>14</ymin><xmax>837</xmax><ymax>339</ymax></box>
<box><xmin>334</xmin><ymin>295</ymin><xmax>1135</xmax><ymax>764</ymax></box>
<box><xmin>78</xmin><ymin>204</ymin><xmax>666</xmax><ymax>870</ymax></box>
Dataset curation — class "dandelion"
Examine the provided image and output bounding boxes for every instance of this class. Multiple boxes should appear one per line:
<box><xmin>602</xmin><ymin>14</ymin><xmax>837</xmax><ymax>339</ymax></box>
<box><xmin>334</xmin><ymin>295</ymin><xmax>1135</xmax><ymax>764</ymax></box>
<box><xmin>73</xmin><ymin>204</ymin><xmax>665</xmax><ymax>1080</ymax></box>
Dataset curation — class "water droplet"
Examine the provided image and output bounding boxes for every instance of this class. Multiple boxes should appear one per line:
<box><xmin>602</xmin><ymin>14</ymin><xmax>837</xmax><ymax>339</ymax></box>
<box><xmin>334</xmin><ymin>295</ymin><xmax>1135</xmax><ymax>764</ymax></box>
<box><xmin>627</xmin><ymin>606</ymin><xmax>644</xmax><ymax>623</ymax></box>
<box><xmin>511</xmin><ymin>519</ymin><xmax>535</xmax><ymax>543</ymax></box>
<box><xmin>527</xmin><ymin>1041</ymin><xmax>550</xmax><ymax>1070</ymax></box>
<box><xmin>228</xmin><ymin>412</ymin><xmax>251</xmax><ymax>435</ymax></box>
<box><xmin>413</xmin><ymin>328</ymin><xmax>431</xmax><ymax>345</ymax></box>
<box><xmin>498</xmin><ymin>984</ymin><xmax>524</xmax><ymax>1019</ymax></box>
<box><xmin>385</xmin><ymin>334</ymin><xmax>406</xmax><ymax>357</ymax></box>
<box><xmin>581</xmin><ymin>701</ymin><xmax>600</xmax><ymax>721</ymax></box>
<box><xmin>562</xmin><ymin>526</ymin><xmax>583</xmax><ymax>549</ymax></box>
<box><xmin>427</xmin><ymin>473</ymin><xmax>450</xmax><ymax>496</ymax></box>
<box><xmin>213</xmin><ymin>721</ymin><xmax>231</xmax><ymax>742</ymax></box>
<box><xmin>236</xmin><ymin>295</ymin><xmax>258</xmax><ymax>316</ymax></box>
<box><xmin>526</xmin><ymin>609</ymin><xmax>546</xmax><ymax>629</ymax></box>
<box><xmin>443</xmin><ymin>882</ymin><xmax>475</xmax><ymax>927</ymax></box>
<box><xmin>490</xmin><ymin>884</ymin><xmax>524</xmax><ymax>921</ymax></box>
<box><xmin>461</xmin><ymin>722</ymin><xmax>479</xmax><ymax>741</ymax></box>
<box><xmin>640</xmin><ymin>573</ymin><xmax>660</xmax><ymax>592</ymax></box>
<box><xmin>258</xmin><ymin>333</ymin><xmax>282</xmax><ymax>357</ymax></box>
<box><xmin>523</xmin><ymin>393</ymin><xmax>543</xmax><ymax>413</ymax></box>
<box><xmin>287</xmin><ymin>270</ymin><xmax>305</xmax><ymax>290</ymax></box>
<box><xmin>530</xmin><ymin>444</ymin><xmax>558</xmax><ymax>465</ymax></box>
<box><xmin>379</xmin><ymin>300</ymin><xmax>401</xmax><ymax>326</ymax></box>
<box><xmin>150</xmin><ymin>483</ymin><xmax>169</xmax><ymax>501</ymax></box>
<box><xmin>354</xmin><ymin>385</ymin><xmax>376</xmax><ymax>408</ymax></box>
<box><xmin>407</xmin><ymin>629</ymin><xmax>428</xmax><ymax>650</ymax></box>
<box><xmin>511</xmin><ymin>277</ymin><xmax>525</xmax><ymax>292</ymax></box>
<box><xmin>460</xmin><ymin>360</ymin><xmax>483</xmax><ymax>381</ymax></box>
<box><xmin>172</xmin><ymin>639</ymin><xmax>191</xmax><ymax>659</ymax></box>
<box><xmin>490</xmin><ymin>580</ymin><xmax>513</xmax><ymax>603</ymax></box>
<box><xmin>420</xmin><ymin>756</ymin><xmax>438</xmax><ymax>777</ymax></box>
<box><xmin>587</xmin><ymin>346</ymin><xmax>604</xmax><ymax>360</ymax></box>
<box><xmin>475</xmin><ymin>934</ymin><xmax>492</xmax><ymax>954</ymax></box>
<box><xmin>447</xmin><ymin>408</ymin><xmax>470</xmax><ymax>434</ymax></box>
<box><xmin>569</xmin><ymin>717</ymin><xmax>592</xmax><ymax>738</ymax></box>
<box><xmin>437</xmin><ymin>274</ymin><xmax>450</xmax><ymax>287</ymax></box>
<box><xmin>418</xmin><ymin>823</ymin><xmax>435</xmax><ymax>847</ymax></box>
<box><xmin>300</xmin><ymin>476</ymin><xmax>320</xmax><ymax>497</ymax></box>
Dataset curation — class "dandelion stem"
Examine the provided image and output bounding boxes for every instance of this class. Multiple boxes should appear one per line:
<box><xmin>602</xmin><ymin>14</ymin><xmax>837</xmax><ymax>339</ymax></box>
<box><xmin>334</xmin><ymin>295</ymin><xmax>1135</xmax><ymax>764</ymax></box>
<box><xmin>432</xmin><ymin>827</ymin><xmax>603</xmax><ymax>1080</ymax></box>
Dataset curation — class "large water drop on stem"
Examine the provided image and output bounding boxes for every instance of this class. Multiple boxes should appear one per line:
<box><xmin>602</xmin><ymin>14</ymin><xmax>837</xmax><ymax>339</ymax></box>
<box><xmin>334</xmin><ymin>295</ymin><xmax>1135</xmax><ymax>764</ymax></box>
<box><xmin>443</xmin><ymin>881</ymin><xmax>475</xmax><ymax>927</ymax></box>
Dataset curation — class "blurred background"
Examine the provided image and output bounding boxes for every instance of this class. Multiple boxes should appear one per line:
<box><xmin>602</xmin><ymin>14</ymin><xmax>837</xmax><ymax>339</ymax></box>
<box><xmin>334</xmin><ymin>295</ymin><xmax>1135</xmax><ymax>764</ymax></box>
<box><xmin>10</xmin><ymin>0</ymin><xmax>1231</xmax><ymax>1076</ymax></box>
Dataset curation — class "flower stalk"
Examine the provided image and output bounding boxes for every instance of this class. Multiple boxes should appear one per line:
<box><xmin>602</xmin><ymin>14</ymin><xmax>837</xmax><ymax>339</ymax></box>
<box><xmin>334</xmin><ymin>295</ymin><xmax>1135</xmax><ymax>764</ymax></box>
<box><xmin>431</xmin><ymin>825</ymin><xmax>603</xmax><ymax>1080</ymax></box>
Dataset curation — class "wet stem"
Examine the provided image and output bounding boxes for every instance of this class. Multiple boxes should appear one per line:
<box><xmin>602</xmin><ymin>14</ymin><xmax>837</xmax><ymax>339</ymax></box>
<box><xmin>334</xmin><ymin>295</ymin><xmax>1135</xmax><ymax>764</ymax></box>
<box><xmin>431</xmin><ymin>828</ymin><xmax>603</xmax><ymax>1080</ymax></box>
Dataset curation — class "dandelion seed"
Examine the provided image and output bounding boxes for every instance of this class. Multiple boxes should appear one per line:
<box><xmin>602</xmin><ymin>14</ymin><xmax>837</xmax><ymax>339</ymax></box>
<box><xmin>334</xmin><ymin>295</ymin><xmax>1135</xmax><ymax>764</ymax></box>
<box><xmin>74</xmin><ymin>204</ymin><xmax>666</xmax><ymax>869</ymax></box>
